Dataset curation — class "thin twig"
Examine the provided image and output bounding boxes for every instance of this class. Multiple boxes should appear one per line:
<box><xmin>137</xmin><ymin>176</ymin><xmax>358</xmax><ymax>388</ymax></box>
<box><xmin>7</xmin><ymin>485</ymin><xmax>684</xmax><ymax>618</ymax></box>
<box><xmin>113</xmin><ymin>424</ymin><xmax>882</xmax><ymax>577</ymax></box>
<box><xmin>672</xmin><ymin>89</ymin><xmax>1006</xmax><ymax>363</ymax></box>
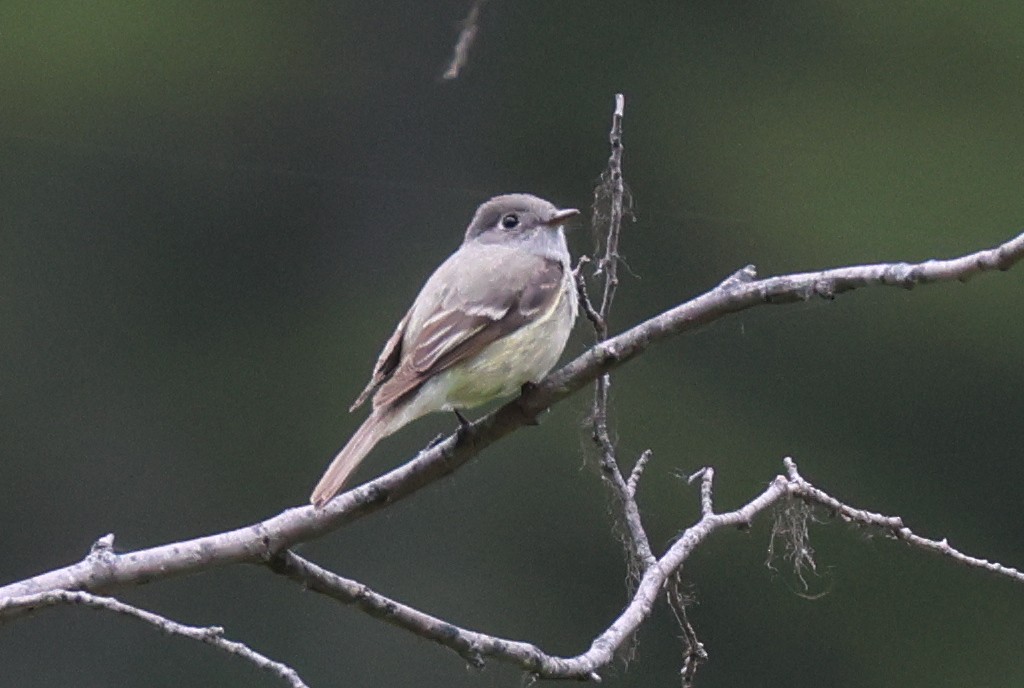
<box><xmin>626</xmin><ymin>449</ymin><xmax>653</xmax><ymax>497</ymax></box>
<box><xmin>574</xmin><ymin>258</ymin><xmax>607</xmax><ymax>333</ymax></box>
<box><xmin>687</xmin><ymin>467</ymin><xmax>715</xmax><ymax>518</ymax></box>
<box><xmin>584</xmin><ymin>94</ymin><xmax>655</xmax><ymax>578</ymax></box>
<box><xmin>674</xmin><ymin>466</ymin><xmax>714</xmax><ymax>683</ymax></box>
<box><xmin>666</xmin><ymin>574</ymin><xmax>707</xmax><ymax>688</ymax></box>
<box><xmin>0</xmin><ymin>590</ymin><xmax>307</xmax><ymax>688</ymax></box>
<box><xmin>594</xmin><ymin>92</ymin><xmax>627</xmax><ymax>323</ymax></box>
<box><xmin>783</xmin><ymin>458</ymin><xmax>1024</xmax><ymax>580</ymax></box>
<box><xmin>442</xmin><ymin>0</ymin><xmax>486</xmax><ymax>80</ymax></box>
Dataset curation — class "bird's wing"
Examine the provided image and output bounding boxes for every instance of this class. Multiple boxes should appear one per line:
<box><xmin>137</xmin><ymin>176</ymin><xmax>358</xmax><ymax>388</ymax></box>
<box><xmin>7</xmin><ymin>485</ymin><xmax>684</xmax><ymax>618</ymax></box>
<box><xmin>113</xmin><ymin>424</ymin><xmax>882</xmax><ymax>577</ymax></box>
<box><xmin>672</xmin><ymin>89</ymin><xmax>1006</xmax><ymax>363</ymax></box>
<box><xmin>371</xmin><ymin>246</ymin><xmax>565</xmax><ymax>410</ymax></box>
<box><xmin>349</xmin><ymin>309</ymin><xmax>411</xmax><ymax>412</ymax></box>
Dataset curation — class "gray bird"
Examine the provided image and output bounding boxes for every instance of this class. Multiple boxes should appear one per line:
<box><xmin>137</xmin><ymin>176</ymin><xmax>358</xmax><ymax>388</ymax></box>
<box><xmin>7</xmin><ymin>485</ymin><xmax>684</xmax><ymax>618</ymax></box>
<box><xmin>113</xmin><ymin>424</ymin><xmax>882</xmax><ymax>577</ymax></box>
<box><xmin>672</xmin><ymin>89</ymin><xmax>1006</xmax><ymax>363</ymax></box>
<box><xmin>311</xmin><ymin>194</ymin><xmax>579</xmax><ymax>506</ymax></box>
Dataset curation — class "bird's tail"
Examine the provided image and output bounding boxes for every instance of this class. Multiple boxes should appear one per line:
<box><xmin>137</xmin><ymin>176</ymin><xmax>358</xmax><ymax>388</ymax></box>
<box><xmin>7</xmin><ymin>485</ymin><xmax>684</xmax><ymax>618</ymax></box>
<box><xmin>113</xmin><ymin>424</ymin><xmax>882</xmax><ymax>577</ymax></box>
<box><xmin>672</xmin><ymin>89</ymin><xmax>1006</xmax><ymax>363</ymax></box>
<box><xmin>310</xmin><ymin>410</ymin><xmax>396</xmax><ymax>507</ymax></box>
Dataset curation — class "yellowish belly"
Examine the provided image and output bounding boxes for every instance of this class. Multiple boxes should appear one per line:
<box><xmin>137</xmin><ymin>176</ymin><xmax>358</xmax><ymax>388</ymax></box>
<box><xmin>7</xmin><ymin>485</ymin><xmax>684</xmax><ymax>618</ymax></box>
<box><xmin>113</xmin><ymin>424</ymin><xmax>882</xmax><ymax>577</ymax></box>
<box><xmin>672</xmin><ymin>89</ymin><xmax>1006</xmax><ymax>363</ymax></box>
<box><xmin>409</xmin><ymin>281</ymin><xmax>576</xmax><ymax>415</ymax></box>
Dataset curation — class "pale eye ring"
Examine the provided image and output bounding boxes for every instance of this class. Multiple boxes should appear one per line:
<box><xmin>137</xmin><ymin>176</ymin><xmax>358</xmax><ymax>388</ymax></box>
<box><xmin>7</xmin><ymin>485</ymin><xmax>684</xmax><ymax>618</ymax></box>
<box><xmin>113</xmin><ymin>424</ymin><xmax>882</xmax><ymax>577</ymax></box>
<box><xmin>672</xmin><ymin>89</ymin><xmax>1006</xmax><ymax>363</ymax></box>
<box><xmin>501</xmin><ymin>213</ymin><xmax>520</xmax><ymax>229</ymax></box>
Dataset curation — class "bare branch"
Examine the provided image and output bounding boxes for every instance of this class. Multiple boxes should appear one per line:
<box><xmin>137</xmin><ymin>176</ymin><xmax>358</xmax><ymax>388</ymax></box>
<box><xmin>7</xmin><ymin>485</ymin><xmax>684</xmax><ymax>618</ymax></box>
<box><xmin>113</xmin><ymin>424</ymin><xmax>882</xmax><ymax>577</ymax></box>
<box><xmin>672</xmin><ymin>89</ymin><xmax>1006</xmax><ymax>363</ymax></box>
<box><xmin>269</xmin><ymin>457</ymin><xmax>1024</xmax><ymax>680</ymax></box>
<box><xmin>587</xmin><ymin>94</ymin><xmax>704</xmax><ymax>683</ymax></box>
<box><xmin>783</xmin><ymin>458</ymin><xmax>1024</xmax><ymax>583</ymax></box>
<box><xmin>593</xmin><ymin>92</ymin><xmax>627</xmax><ymax>324</ymax></box>
<box><xmin>687</xmin><ymin>467</ymin><xmax>716</xmax><ymax>518</ymax></box>
<box><xmin>574</xmin><ymin>258</ymin><xmax>606</xmax><ymax>333</ymax></box>
<box><xmin>442</xmin><ymin>0</ymin><xmax>486</xmax><ymax>80</ymax></box>
<box><xmin>2</xmin><ymin>86</ymin><xmax>1018</xmax><ymax>686</ymax></box>
<box><xmin>666</xmin><ymin>574</ymin><xmax>706</xmax><ymax>688</ymax></box>
<box><xmin>626</xmin><ymin>449</ymin><xmax>653</xmax><ymax>498</ymax></box>
<box><xmin>2</xmin><ymin>227</ymin><xmax>1022</xmax><ymax>604</ymax></box>
<box><xmin>268</xmin><ymin>551</ymin><xmax>553</xmax><ymax>673</ymax></box>
<box><xmin>582</xmin><ymin>94</ymin><xmax>656</xmax><ymax>578</ymax></box>
<box><xmin>0</xmin><ymin>590</ymin><xmax>307</xmax><ymax>688</ymax></box>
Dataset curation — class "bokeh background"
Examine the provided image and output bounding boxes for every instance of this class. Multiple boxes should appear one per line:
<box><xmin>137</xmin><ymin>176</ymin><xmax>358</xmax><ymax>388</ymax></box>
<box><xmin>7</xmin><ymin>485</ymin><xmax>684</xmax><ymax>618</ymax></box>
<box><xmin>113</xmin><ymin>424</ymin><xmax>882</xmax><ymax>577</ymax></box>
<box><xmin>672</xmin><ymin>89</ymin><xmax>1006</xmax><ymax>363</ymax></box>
<box><xmin>3</xmin><ymin>2</ymin><xmax>1024</xmax><ymax>686</ymax></box>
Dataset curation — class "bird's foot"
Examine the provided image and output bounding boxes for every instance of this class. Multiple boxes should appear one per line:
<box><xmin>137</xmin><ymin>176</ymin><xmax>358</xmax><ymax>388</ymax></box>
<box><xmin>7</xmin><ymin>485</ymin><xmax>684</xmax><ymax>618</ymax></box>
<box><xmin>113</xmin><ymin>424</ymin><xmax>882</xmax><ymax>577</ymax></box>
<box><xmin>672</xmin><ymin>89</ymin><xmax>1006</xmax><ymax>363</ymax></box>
<box><xmin>453</xmin><ymin>409</ymin><xmax>474</xmax><ymax>443</ymax></box>
<box><xmin>516</xmin><ymin>382</ymin><xmax>541</xmax><ymax>426</ymax></box>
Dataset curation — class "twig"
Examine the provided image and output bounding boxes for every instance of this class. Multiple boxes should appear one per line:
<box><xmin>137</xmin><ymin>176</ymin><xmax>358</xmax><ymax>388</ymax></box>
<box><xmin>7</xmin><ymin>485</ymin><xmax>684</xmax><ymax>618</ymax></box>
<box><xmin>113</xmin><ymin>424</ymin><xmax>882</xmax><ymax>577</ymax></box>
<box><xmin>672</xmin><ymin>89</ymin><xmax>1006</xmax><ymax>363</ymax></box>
<box><xmin>0</xmin><ymin>590</ymin><xmax>307</xmax><ymax>688</ymax></box>
<box><xmin>782</xmin><ymin>458</ymin><xmax>1024</xmax><ymax>581</ymax></box>
<box><xmin>442</xmin><ymin>0</ymin><xmax>486</xmax><ymax>80</ymax></box>
<box><xmin>666</xmin><ymin>574</ymin><xmax>707</xmax><ymax>688</ymax></box>
<box><xmin>587</xmin><ymin>93</ymin><xmax>703</xmax><ymax>681</ymax></box>
<box><xmin>687</xmin><ymin>467</ymin><xmax>716</xmax><ymax>518</ymax></box>
<box><xmin>626</xmin><ymin>449</ymin><xmax>653</xmax><ymax>497</ymax></box>
<box><xmin>574</xmin><ymin>257</ymin><xmax>607</xmax><ymax>333</ymax></box>
<box><xmin>583</xmin><ymin>94</ymin><xmax>655</xmax><ymax>578</ymax></box>
<box><xmin>2</xmin><ymin>228</ymin><xmax>1023</xmax><ymax>602</ymax></box>
<box><xmin>594</xmin><ymin>92</ymin><xmax>627</xmax><ymax>324</ymax></box>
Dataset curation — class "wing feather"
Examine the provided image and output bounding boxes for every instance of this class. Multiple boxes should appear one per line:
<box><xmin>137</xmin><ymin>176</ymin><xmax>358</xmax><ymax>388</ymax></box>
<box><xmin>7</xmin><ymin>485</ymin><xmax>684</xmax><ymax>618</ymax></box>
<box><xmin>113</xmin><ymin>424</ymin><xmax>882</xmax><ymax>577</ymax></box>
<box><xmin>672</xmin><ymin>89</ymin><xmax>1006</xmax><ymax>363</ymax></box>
<box><xmin>349</xmin><ymin>310</ymin><xmax>410</xmax><ymax>412</ymax></box>
<box><xmin>371</xmin><ymin>248</ymin><xmax>565</xmax><ymax>410</ymax></box>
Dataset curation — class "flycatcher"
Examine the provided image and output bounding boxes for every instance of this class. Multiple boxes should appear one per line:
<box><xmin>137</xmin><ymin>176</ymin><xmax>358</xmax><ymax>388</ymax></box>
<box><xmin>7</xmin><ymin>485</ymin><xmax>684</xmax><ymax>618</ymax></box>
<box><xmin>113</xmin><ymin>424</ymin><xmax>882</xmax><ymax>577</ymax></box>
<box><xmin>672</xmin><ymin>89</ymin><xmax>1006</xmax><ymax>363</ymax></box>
<box><xmin>310</xmin><ymin>194</ymin><xmax>579</xmax><ymax>506</ymax></box>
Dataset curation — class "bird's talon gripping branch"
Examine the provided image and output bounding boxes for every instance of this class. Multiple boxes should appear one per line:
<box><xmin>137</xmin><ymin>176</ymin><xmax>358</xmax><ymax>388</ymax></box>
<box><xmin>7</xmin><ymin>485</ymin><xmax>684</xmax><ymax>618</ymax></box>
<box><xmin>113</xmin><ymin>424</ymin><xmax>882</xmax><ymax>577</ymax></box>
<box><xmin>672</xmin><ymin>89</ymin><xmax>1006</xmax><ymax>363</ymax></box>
<box><xmin>516</xmin><ymin>382</ymin><xmax>542</xmax><ymax>426</ymax></box>
<box><xmin>453</xmin><ymin>410</ymin><xmax>476</xmax><ymax>444</ymax></box>
<box><xmin>453</xmin><ymin>409</ymin><xmax>472</xmax><ymax>430</ymax></box>
<box><xmin>519</xmin><ymin>381</ymin><xmax>539</xmax><ymax>397</ymax></box>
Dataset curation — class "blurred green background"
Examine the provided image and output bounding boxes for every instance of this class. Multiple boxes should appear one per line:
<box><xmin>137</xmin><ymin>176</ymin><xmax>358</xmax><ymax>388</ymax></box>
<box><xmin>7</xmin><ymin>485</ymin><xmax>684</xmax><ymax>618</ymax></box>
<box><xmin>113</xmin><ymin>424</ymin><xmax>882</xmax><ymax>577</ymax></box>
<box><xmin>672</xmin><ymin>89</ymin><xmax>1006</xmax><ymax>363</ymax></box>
<box><xmin>2</xmin><ymin>1</ymin><xmax>1023</xmax><ymax>686</ymax></box>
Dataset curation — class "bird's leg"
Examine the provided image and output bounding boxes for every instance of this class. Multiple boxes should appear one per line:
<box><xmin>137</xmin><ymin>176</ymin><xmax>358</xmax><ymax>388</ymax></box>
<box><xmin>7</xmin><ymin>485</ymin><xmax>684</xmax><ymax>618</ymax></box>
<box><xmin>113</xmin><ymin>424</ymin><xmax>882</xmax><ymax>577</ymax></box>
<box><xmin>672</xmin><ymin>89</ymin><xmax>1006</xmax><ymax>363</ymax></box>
<box><xmin>453</xmin><ymin>409</ymin><xmax>474</xmax><ymax>443</ymax></box>
<box><xmin>516</xmin><ymin>382</ymin><xmax>541</xmax><ymax>426</ymax></box>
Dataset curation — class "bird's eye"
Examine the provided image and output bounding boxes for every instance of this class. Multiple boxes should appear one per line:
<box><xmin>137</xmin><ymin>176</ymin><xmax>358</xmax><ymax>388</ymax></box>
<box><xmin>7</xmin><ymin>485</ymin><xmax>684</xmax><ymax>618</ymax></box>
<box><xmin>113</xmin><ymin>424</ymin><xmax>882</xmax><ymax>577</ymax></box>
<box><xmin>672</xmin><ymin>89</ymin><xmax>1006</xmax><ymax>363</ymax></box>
<box><xmin>501</xmin><ymin>213</ymin><xmax>520</xmax><ymax>229</ymax></box>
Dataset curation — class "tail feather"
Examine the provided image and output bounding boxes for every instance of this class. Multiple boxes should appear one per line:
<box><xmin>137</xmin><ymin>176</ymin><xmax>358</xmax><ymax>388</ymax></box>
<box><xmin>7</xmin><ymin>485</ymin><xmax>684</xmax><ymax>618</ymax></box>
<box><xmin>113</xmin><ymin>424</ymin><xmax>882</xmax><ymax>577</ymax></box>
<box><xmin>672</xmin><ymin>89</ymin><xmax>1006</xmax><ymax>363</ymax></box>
<box><xmin>311</xmin><ymin>411</ymin><xmax>394</xmax><ymax>507</ymax></box>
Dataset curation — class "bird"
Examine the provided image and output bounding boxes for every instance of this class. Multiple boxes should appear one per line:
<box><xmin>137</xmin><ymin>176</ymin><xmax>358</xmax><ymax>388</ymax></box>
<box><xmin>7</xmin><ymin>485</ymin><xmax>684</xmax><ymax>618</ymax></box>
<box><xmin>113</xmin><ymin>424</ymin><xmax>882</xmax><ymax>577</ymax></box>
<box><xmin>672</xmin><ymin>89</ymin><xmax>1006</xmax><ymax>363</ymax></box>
<box><xmin>310</xmin><ymin>193</ymin><xmax>579</xmax><ymax>506</ymax></box>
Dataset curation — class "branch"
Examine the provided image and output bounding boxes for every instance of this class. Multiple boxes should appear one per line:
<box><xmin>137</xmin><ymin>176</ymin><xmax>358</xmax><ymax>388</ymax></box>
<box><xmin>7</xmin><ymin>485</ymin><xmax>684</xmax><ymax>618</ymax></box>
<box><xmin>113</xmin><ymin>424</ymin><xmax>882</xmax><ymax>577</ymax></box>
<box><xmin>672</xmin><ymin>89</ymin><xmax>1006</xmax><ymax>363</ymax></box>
<box><xmin>582</xmin><ymin>95</ymin><xmax>706</xmax><ymax>679</ymax></box>
<box><xmin>582</xmin><ymin>94</ymin><xmax>656</xmax><ymax>575</ymax></box>
<box><xmin>266</xmin><ymin>458</ymin><xmax>1024</xmax><ymax>680</ymax></box>
<box><xmin>0</xmin><ymin>590</ymin><xmax>307</xmax><ymax>688</ymax></box>
<box><xmin>2</xmin><ymin>228</ymin><xmax>1023</xmax><ymax>603</ymax></box>
<box><xmin>441</xmin><ymin>0</ymin><xmax>486</xmax><ymax>80</ymax></box>
<box><xmin>781</xmin><ymin>459</ymin><xmax>1024</xmax><ymax>582</ymax></box>
<box><xmin>267</xmin><ymin>551</ymin><xmax>572</xmax><ymax>676</ymax></box>
<box><xmin>593</xmin><ymin>92</ymin><xmax>627</xmax><ymax>329</ymax></box>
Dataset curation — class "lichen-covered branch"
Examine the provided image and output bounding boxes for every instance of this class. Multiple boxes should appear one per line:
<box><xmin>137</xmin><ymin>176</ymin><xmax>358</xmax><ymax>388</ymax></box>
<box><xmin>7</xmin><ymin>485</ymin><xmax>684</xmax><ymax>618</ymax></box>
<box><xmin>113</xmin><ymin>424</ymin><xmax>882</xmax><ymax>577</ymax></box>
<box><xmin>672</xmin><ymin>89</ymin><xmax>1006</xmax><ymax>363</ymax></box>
<box><xmin>583</xmin><ymin>94</ymin><xmax>656</xmax><ymax>574</ymax></box>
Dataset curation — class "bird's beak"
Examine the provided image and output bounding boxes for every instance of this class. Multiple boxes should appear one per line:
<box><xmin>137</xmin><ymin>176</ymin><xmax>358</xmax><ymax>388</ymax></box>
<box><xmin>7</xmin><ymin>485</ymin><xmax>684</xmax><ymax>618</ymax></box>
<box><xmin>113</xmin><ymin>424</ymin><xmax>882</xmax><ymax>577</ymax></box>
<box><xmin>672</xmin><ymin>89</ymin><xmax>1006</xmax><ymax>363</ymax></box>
<box><xmin>543</xmin><ymin>207</ymin><xmax>580</xmax><ymax>227</ymax></box>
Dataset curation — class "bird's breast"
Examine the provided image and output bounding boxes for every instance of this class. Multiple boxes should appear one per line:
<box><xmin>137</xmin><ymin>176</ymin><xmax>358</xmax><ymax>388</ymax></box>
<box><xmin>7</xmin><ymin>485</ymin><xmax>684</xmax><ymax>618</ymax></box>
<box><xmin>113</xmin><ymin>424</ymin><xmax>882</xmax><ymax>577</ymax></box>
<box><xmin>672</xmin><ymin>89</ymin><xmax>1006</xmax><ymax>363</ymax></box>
<box><xmin>432</xmin><ymin>278</ymin><xmax>576</xmax><ymax>411</ymax></box>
